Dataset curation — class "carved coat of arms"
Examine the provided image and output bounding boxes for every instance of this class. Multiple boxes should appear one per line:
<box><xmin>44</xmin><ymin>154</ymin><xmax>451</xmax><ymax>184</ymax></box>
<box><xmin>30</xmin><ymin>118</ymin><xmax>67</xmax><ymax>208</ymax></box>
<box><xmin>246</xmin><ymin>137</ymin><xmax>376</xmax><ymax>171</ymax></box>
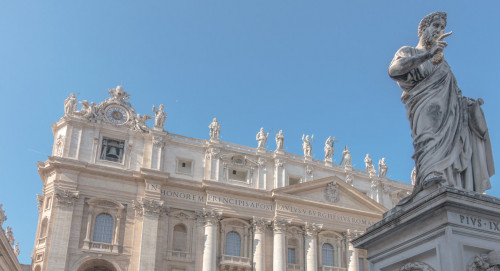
<box><xmin>325</xmin><ymin>181</ymin><xmax>340</xmax><ymax>203</ymax></box>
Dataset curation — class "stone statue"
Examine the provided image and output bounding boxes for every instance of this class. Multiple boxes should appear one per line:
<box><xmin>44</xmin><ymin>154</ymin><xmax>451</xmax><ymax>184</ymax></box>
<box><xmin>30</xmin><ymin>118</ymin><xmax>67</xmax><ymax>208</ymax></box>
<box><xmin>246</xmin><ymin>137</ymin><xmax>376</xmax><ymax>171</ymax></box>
<box><xmin>152</xmin><ymin>104</ymin><xmax>167</xmax><ymax>130</ymax></box>
<box><xmin>5</xmin><ymin>226</ymin><xmax>14</xmax><ymax>246</ymax></box>
<box><xmin>364</xmin><ymin>154</ymin><xmax>376</xmax><ymax>176</ymax></box>
<box><xmin>14</xmin><ymin>242</ymin><xmax>19</xmax><ymax>256</ymax></box>
<box><xmin>275</xmin><ymin>130</ymin><xmax>284</xmax><ymax>151</ymax></box>
<box><xmin>0</xmin><ymin>204</ymin><xmax>6</xmax><ymax>227</ymax></box>
<box><xmin>64</xmin><ymin>93</ymin><xmax>77</xmax><ymax>116</ymax></box>
<box><xmin>389</xmin><ymin>12</ymin><xmax>494</xmax><ymax>193</ymax></box>
<box><xmin>209</xmin><ymin>118</ymin><xmax>221</xmax><ymax>140</ymax></box>
<box><xmin>324</xmin><ymin>136</ymin><xmax>337</xmax><ymax>161</ymax></box>
<box><xmin>135</xmin><ymin>114</ymin><xmax>153</xmax><ymax>132</ymax></box>
<box><xmin>378</xmin><ymin>158</ymin><xmax>388</xmax><ymax>177</ymax></box>
<box><xmin>302</xmin><ymin>134</ymin><xmax>312</xmax><ymax>157</ymax></box>
<box><xmin>342</xmin><ymin>146</ymin><xmax>352</xmax><ymax>167</ymax></box>
<box><xmin>77</xmin><ymin>100</ymin><xmax>96</xmax><ymax>119</ymax></box>
<box><xmin>256</xmin><ymin>128</ymin><xmax>269</xmax><ymax>149</ymax></box>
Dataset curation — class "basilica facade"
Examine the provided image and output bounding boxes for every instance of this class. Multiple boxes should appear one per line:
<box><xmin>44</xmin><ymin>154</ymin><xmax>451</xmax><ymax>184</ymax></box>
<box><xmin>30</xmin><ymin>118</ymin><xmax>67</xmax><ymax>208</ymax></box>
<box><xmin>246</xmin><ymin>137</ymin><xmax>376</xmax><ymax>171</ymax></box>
<box><xmin>31</xmin><ymin>87</ymin><xmax>412</xmax><ymax>271</ymax></box>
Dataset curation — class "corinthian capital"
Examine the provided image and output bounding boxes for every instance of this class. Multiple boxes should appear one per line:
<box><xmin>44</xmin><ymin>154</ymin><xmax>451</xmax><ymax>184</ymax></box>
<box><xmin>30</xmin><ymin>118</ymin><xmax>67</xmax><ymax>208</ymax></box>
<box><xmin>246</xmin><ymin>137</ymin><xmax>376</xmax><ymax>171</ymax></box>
<box><xmin>304</xmin><ymin>222</ymin><xmax>323</xmax><ymax>237</ymax></box>
<box><xmin>54</xmin><ymin>189</ymin><xmax>79</xmax><ymax>207</ymax></box>
<box><xmin>344</xmin><ymin>229</ymin><xmax>363</xmax><ymax>240</ymax></box>
<box><xmin>133</xmin><ymin>198</ymin><xmax>167</xmax><ymax>218</ymax></box>
<box><xmin>252</xmin><ymin>217</ymin><xmax>270</xmax><ymax>234</ymax></box>
<box><xmin>199</xmin><ymin>208</ymin><xmax>220</xmax><ymax>226</ymax></box>
<box><xmin>272</xmin><ymin>217</ymin><xmax>290</xmax><ymax>233</ymax></box>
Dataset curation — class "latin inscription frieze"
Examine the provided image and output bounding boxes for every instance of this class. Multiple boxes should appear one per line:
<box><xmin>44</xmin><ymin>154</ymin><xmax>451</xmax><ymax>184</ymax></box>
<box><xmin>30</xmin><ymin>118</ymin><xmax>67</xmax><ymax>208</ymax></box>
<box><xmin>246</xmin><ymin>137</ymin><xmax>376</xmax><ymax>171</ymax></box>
<box><xmin>277</xmin><ymin>203</ymin><xmax>376</xmax><ymax>226</ymax></box>
<box><xmin>457</xmin><ymin>214</ymin><xmax>500</xmax><ymax>232</ymax></box>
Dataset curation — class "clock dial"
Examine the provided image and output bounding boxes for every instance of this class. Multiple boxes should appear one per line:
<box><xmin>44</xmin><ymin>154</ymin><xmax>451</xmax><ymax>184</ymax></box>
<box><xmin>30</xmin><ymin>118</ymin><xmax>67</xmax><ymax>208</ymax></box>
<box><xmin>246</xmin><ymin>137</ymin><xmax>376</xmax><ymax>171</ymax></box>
<box><xmin>105</xmin><ymin>106</ymin><xmax>128</xmax><ymax>125</ymax></box>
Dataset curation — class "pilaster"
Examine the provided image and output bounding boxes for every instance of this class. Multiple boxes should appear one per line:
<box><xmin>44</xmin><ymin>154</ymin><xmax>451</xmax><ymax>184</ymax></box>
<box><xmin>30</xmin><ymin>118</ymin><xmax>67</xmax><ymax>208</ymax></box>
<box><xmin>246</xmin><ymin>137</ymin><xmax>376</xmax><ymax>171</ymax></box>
<box><xmin>45</xmin><ymin>189</ymin><xmax>79</xmax><ymax>271</ymax></box>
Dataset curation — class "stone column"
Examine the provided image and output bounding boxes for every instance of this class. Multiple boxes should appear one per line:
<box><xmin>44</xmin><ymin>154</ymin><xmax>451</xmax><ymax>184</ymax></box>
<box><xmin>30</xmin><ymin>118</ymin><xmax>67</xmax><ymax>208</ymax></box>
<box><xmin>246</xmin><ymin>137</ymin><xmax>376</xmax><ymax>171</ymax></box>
<box><xmin>273</xmin><ymin>217</ymin><xmax>290</xmax><ymax>271</ymax></box>
<box><xmin>45</xmin><ymin>189</ymin><xmax>79</xmax><ymax>271</ymax></box>
<box><xmin>252</xmin><ymin>217</ymin><xmax>269</xmax><ymax>271</ymax></box>
<box><xmin>134</xmin><ymin>198</ymin><xmax>166</xmax><ymax>271</ymax></box>
<box><xmin>201</xmin><ymin>209</ymin><xmax>220</xmax><ymax>271</ymax></box>
<box><xmin>345</xmin><ymin>229</ymin><xmax>362</xmax><ymax>271</ymax></box>
<box><xmin>304</xmin><ymin>222</ymin><xmax>322</xmax><ymax>271</ymax></box>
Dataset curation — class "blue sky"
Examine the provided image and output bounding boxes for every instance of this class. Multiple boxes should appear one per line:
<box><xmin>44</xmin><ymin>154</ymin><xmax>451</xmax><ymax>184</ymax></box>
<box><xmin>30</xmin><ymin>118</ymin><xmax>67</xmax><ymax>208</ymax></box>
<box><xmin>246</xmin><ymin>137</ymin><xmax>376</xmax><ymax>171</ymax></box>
<box><xmin>1</xmin><ymin>1</ymin><xmax>499</xmax><ymax>264</ymax></box>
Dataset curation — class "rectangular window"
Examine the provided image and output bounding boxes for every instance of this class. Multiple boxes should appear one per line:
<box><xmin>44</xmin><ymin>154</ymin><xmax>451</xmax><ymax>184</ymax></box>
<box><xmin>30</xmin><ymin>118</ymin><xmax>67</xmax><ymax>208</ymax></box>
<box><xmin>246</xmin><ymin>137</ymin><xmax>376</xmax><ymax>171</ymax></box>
<box><xmin>228</xmin><ymin>167</ymin><xmax>247</xmax><ymax>182</ymax></box>
<box><xmin>100</xmin><ymin>138</ymin><xmax>125</xmax><ymax>163</ymax></box>
<box><xmin>288</xmin><ymin>248</ymin><xmax>296</xmax><ymax>264</ymax></box>
<box><xmin>176</xmin><ymin>159</ymin><xmax>193</xmax><ymax>175</ymax></box>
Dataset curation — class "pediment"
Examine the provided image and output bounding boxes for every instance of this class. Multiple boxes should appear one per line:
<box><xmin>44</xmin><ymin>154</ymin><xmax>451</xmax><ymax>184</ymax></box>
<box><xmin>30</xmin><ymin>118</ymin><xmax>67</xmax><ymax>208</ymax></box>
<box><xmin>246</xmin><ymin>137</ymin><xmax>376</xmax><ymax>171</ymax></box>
<box><xmin>273</xmin><ymin>176</ymin><xmax>387</xmax><ymax>214</ymax></box>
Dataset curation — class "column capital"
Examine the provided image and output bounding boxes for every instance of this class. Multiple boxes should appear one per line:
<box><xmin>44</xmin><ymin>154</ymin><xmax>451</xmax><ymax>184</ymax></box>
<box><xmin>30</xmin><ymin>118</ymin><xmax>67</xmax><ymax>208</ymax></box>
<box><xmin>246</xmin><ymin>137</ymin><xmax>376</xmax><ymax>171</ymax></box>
<box><xmin>252</xmin><ymin>216</ymin><xmax>270</xmax><ymax>234</ymax></box>
<box><xmin>304</xmin><ymin>222</ymin><xmax>323</xmax><ymax>237</ymax></box>
<box><xmin>344</xmin><ymin>229</ymin><xmax>363</xmax><ymax>240</ymax></box>
<box><xmin>272</xmin><ymin>217</ymin><xmax>290</xmax><ymax>233</ymax></box>
<box><xmin>54</xmin><ymin>189</ymin><xmax>79</xmax><ymax>207</ymax></box>
<box><xmin>133</xmin><ymin>198</ymin><xmax>167</xmax><ymax>218</ymax></box>
<box><xmin>198</xmin><ymin>208</ymin><xmax>221</xmax><ymax>226</ymax></box>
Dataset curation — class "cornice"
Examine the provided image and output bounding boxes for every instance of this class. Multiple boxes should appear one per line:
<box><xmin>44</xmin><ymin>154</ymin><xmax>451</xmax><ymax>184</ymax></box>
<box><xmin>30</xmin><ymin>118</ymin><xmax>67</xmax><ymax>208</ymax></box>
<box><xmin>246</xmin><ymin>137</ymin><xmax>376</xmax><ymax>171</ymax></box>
<box><xmin>272</xmin><ymin>192</ymin><xmax>383</xmax><ymax>218</ymax></box>
<box><xmin>202</xmin><ymin>180</ymin><xmax>272</xmax><ymax>200</ymax></box>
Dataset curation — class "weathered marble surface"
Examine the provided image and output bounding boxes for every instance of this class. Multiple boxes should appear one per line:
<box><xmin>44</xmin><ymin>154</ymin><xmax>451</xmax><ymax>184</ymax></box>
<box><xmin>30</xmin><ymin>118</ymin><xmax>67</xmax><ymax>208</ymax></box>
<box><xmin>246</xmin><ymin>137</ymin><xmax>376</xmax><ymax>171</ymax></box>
<box><xmin>389</xmin><ymin>12</ymin><xmax>495</xmax><ymax>197</ymax></box>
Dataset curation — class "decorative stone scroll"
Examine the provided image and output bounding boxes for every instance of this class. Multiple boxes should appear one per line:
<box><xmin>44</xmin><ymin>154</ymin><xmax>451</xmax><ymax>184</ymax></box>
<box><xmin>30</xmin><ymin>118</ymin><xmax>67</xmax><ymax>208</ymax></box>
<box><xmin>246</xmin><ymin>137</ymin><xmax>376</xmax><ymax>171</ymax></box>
<box><xmin>133</xmin><ymin>198</ymin><xmax>167</xmax><ymax>217</ymax></box>
<box><xmin>54</xmin><ymin>189</ymin><xmax>79</xmax><ymax>207</ymax></box>
<box><xmin>272</xmin><ymin>217</ymin><xmax>290</xmax><ymax>233</ymax></box>
<box><xmin>252</xmin><ymin>217</ymin><xmax>270</xmax><ymax>234</ymax></box>
<box><xmin>399</xmin><ymin>262</ymin><xmax>435</xmax><ymax>271</ymax></box>
<box><xmin>205</xmin><ymin>147</ymin><xmax>220</xmax><ymax>160</ymax></box>
<box><xmin>325</xmin><ymin>181</ymin><xmax>340</xmax><ymax>203</ymax></box>
<box><xmin>152</xmin><ymin>136</ymin><xmax>165</xmax><ymax>148</ymax></box>
<box><xmin>36</xmin><ymin>194</ymin><xmax>44</xmax><ymax>212</ymax></box>
<box><xmin>275</xmin><ymin>159</ymin><xmax>284</xmax><ymax>168</ymax></box>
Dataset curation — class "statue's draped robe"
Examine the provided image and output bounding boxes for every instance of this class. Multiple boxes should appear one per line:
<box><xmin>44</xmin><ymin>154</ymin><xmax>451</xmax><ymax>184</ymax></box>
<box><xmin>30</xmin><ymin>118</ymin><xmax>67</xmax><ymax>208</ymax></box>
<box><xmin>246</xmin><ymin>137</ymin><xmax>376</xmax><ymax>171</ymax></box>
<box><xmin>390</xmin><ymin>46</ymin><xmax>494</xmax><ymax>193</ymax></box>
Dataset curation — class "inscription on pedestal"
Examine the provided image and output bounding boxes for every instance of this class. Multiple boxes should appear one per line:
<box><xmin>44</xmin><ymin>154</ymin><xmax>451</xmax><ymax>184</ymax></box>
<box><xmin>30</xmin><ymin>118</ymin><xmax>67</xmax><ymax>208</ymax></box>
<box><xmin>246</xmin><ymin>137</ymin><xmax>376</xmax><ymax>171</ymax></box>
<box><xmin>458</xmin><ymin>214</ymin><xmax>500</xmax><ymax>232</ymax></box>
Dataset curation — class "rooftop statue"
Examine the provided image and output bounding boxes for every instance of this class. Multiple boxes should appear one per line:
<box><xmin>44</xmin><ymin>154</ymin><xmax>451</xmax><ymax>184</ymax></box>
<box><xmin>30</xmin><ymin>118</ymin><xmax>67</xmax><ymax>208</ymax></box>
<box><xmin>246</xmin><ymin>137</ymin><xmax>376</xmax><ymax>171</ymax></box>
<box><xmin>209</xmin><ymin>118</ymin><xmax>221</xmax><ymax>140</ymax></box>
<box><xmin>152</xmin><ymin>104</ymin><xmax>167</xmax><ymax>130</ymax></box>
<box><xmin>256</xmin><ymin>127</ymin><xmax>269</xmax><ymax>149</ymax></box>
<box><xmin>64</xmin><ymin>93</ymin><xmax>77</xmax><ymax>116</ymax></box>
<box><xmin>342</xmin><ymin>146</ymin><xmax>352</xmax><ymax>167</ymax></box>
<box><xmin>275</xmin><ymin>130</ymin><xmax>284</xmax><ymax>152</ymax></box>
<box><xmin>302</xmin><ymin>134</ymin><xmax>313</xmax><ymax>157</ymax></box>
<box><xmin>389</xmin><ymin>12</ymin><xmax>494</xmax><ymax>196</ymax></box>
<box><xmin>378</xmin><ymin>158</ymin><xmax>388</xmax><ymax>178</ymax></box>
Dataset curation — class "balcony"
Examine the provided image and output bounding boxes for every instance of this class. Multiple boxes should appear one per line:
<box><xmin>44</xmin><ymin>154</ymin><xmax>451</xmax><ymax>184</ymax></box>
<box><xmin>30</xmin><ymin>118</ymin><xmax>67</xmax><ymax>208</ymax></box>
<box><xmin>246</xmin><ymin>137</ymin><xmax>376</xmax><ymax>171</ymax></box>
<box><xmin>83</xmin><ymin>240</ymin><xmax>119</xmax><ymax>253</ymax></box>
<box><xmin>166</xmin><ymin>250</ymin><xmax>192</xmax><ymax>262</ymax></box>
<box><xmin>219</xmin><ymin>255</ymin><xmax>251</xmax><ymax>271</ymax></box>
<box><xmin>287</xmin><ymin>263</ymin><xmax>301</xmax><ymax>270</ymax></box>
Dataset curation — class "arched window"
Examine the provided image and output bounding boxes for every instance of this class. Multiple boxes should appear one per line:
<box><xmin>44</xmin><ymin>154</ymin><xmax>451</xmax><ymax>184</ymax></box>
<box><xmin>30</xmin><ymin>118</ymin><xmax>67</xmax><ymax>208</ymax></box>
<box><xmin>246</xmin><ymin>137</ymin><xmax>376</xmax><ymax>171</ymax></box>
<box><xmin>39</xmin><ymin>218</ymin><xmax>48</xmax><ymax>238</ymax></box>
<box><xmin>172</xmin><ymin>224</ymin><xmax>188</xmax><ymax>251</ymax></box>
<box><xmin>225</xmin><ymin>231</ymin><xmax>241</xmax><ymax>256</ymax></box>
<box><xmin>322</xmin><ymin>243</ymin><xmax>334</xmax><ymax>266</ymax></box>
<box><xmin>92</xmin><ymin>213</ymin><xmax>114</xmax><ymax>243</ymax></box>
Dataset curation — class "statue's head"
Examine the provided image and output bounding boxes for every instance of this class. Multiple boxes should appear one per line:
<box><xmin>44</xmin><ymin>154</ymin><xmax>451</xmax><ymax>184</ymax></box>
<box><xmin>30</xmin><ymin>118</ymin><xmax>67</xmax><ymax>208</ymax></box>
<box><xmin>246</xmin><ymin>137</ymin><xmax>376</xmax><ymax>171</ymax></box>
<box><xmin>306</xmin><ymin>135</ymin><xmax>310</xmax><ymax>140</ymax></box>
<box><xmin>418</xmin><ymin>12</ymin><xmax>447</xmax><ymax>40</ymax></box>
<box><xmin>159</xmin><ymin>104</ymin><xmax>164</xmax><ymax>110</ymax></box>
<box><xmin>260</xmin><ymin>127</ymin><xmax>264</xmax><ymax>132</ymax></box>
<box><xmin>279</xmin><ymin>130</ymin><xmax>283</xmax><ymax>134</ymax></box>
<box><xmin>213</xmin><ymin>118</ymin><xmax>217</xmax><ymax>122</ymax></box>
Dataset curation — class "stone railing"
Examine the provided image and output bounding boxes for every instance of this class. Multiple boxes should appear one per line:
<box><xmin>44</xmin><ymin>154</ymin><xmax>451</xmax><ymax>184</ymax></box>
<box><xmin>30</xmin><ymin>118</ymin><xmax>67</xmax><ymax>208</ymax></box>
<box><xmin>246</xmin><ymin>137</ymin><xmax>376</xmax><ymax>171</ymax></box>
<box><xmin>287</xmin><ymin>263</ymin><xmax>301</xmax><ymax>270</ymax></box>
<box><xmin>320</xmin><ymin>266</ymin><xmax>347</xmax><ymax>271</ymax></box>
<box><xmin>83</xmin><ymin>241</ymin><xmax>118</xmax><ymax>253</ymax></box>
<box><xmin>166</xmin><ymin>250</ymin><xmax>192</xmax><ymax>261</ymax></box>
<box><xmin>219</xmin><ymin>255</ymin><xmax>251</xmax><ymax>271</ymax></box>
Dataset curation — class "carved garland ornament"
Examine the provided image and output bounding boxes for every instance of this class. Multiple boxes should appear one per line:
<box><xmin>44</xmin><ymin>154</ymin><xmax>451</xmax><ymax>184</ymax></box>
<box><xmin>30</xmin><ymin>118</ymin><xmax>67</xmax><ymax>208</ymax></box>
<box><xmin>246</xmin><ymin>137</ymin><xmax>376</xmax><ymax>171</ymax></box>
<box><xmin>399</xmin><ymin>262</ymin><xmax>435</xmax><ymax>271</ymax></box>
<box><xmin>133</xmin><ymin>198</ymin><xmax>167</xmax><ymax>217</ymax></box>
<box><xmin>272</xmin><ymin>217</ymin><xmax>290</xmax><ymax>233</ymax></box>
<box><xmin>304</xmin><ymin>222</ymin><xmax>323</xmax><ymax>237</ymax></box>
<box><xmin>54</xmin><ymin>189</ymin><xmax>79</xmax><ymax>207</ymax></box>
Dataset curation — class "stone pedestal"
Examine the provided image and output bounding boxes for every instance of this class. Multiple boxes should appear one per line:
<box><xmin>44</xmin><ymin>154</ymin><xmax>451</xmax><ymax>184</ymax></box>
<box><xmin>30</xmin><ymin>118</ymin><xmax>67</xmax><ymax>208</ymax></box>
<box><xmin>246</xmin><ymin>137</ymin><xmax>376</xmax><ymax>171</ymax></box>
<box><xmin>352</xmin><ymin>186</ymin><xmax>500</xmax><ymax>271</ymax></box>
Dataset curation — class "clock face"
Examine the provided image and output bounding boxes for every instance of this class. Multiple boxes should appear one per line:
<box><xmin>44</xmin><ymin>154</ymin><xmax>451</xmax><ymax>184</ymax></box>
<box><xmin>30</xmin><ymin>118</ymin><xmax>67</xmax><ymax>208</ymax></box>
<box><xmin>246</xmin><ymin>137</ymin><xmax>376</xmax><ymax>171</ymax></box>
<box><xmin>105</xmin><ymin>106</ymin><xmax>128</xmax><ymax>125</ymax></box>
